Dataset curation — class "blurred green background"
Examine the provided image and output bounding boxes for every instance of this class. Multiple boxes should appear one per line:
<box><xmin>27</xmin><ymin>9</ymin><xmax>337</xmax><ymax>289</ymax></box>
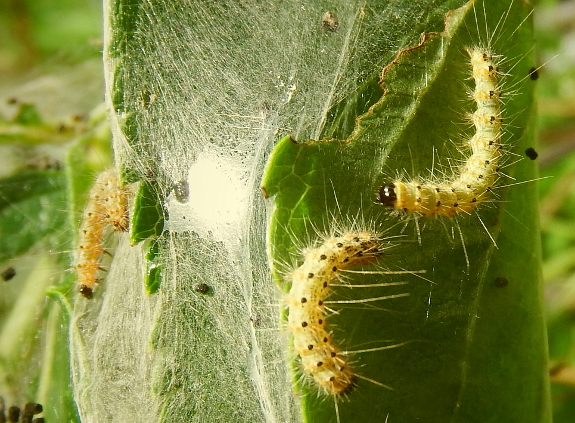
<box><xmin>0</xmin><ymin>1</ymin><xmax>106</xmax><ymax>421</ymax></box>
<box><xmin>1</xmin><ymin>0</ymin><xmax>575</xmax><ymax>421</ymax></box>
<box><xmin>537</xmin><ymin>1</ymin><xmax>575</xmax><ymax>419</ymax></box>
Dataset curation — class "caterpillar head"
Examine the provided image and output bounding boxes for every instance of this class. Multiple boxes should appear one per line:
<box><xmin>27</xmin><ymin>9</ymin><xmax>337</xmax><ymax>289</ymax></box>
<box><xmin>376</xmin><ymin>183</ymin><xmax>397</xmax><ymax>207</ymax></box>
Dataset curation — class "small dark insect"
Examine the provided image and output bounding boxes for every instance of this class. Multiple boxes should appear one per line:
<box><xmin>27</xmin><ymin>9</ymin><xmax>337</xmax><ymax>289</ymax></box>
<box><xmin>250</xmin><ymin>314</ymin><xmax>262</xmax><ymax>327</ymax></box>
<box><xmin>494</xmin><ymin>277</ymin><xmax>509</xmax><ymax>288</ymax></box>
<box><xmin>525</xmin><ymin>147</ymin><xmax>538</xmax><ymax>160</ymax></box>
<box><xmin>193</xmin><ymin>283</ymin><xmax>210</xmax><ymax>294</ymax></box>
<box><xmin>139</xmin><ymin>90</ymin><xmax>158</xmax><ymax>109</ymax></box>
<box><xmin>173</xmin><ymin>179</ymin><xmax>189</xmax><ymax>203</ymax></box>
<box><xmin>529</xmin><ymin>66</ymin><xmax>539</xmax><ymax>81</ymax></box>
<box><xmin>143</xmin><ymin>168</ymin><xmax>158</xmax><ymax>185</ymax></box>
<box><xmin>1</xmin><ymin>267</ymin><xmax>16</xmax><ymax>281</ymax></box>
<box><xmin>320</xmin><ymin>11</ymin><xmax>339</xmax><ymax>32</ymax></box>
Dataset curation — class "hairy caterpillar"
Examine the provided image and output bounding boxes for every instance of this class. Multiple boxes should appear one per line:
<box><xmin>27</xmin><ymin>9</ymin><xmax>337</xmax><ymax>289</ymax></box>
<box><xmin>286</xmin><ymin>230</ymin><xmax>410</xmax><ymax>395</ymax></box>
<box><xmin>376</xmin><ymin>45</ymin><xmax>503</xmax><ymax>217</ymax></box>
<box><xmin>100</xmin><ymin>169</ymin><xmax>130</xmax><ymax>231</ymax></box>
<box><xmin>75</xmin><ymin>168</ymin><xmax>129</xmax><ymax>299</ymax></box>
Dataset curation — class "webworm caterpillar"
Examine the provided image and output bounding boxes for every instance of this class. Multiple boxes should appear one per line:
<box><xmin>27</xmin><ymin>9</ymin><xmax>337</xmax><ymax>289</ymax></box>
<box><xmin>74</xmin><ymin>168</ymin><xmax>129</xmax><ymax>299</ymax></box>
<box><xmin>287</xmin><ymin>231</ymin><xmax>384</xmax><ymax>394</ymax></box>
<box><xmin>377</xmin><ymin>45</ymin><xmax>504</xmax><ymax>217</ymax></box>
<box><xmin>375</xmin><ymin>0</ymin><xmax>542</xmax><ymax>228</ymax></box>
<box><xmin>100</xmin><ymin>169</ymin><xmax>130</xmax><ymax>232</ymax></box>
<box><xmin>279</xmin><ymin>222</ymin><xmax>422</xmax><ymax>402</ymax></box>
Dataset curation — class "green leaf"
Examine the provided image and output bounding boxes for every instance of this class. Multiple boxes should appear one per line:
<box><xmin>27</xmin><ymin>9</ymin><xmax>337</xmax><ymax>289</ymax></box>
<box><xmin>13</xmin><ymin>104</ymin><xmax>43</xmax><ymax>126</ymax></box>
<box><xmin>129</xmin><ymin>181</ymin><xmax>165</xmax><ymax>245</ymax></box>
<box><xmin>143</xmin><ymin>235</ymin><xmax>164</xmax><ymax>295</ymax></box>
<box><xmin>0</xmin><ymin>169</ymin><xmax>68</xmax><ymax>263</ymax></box>
<box><xmin>90</xmin><ymin>0</ymin><xmax>551</xmax><ymax>422</ymax></box>
<box><xmin>263</xmin><ymin>1</ymin><xmax>550</xmax><ymax>422</ymax></box>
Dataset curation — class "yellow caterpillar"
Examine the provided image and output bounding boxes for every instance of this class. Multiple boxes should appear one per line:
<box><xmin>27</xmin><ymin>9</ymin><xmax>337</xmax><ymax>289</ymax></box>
<box><xmin>74</xmin><ymin>169</ymin><xmax>129</xmax><ymax>299</ymax></box>
<box><xmin>377</xmin><ymin>46</ymin><xmax>502</xmax><ymax>217</ymax></box>
<box><xmin>286</xmin><ymin>231</ymin><xmax>386</xmax><ymax>394</ymax></box>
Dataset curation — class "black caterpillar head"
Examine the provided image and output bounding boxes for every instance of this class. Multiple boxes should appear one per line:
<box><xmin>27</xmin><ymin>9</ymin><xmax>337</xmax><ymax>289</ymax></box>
<box><xmin>376</xmin><ymin>184</ymin><xmax>397</xmax><ymax>207</ymax></box>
